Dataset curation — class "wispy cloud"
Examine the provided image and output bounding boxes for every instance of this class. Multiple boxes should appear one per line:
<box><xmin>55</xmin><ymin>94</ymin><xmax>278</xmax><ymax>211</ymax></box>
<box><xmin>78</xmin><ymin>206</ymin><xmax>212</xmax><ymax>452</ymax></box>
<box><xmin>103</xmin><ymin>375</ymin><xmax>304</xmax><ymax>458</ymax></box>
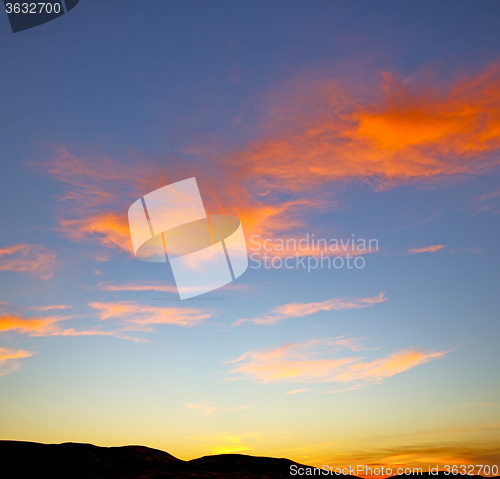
<box><xmin>97</xmin><ymin>281</ymin><xmax>178</xmax><ymax>293</ymax></box>
<box><xmin>184</xmin><ymin>403</ymin><xmax>249</xmax><ymax>415</ymax></box>
<box><xmin>41</xmin><ymin>148</ymin><xmax>174</xmax><ymax>255</ymax></box>
<box><xmin>58</xmin><ymin>212</ymin><xmax>133</xmax><ymax>254</ymax></box>
<box><xmin>28</xmin><ymin>305</ymin><xmax>72</xmax><ymax>311</ymax></box>
<box><xmin>227</xmin><ymin>337</ymin><xmax>447</xmax><ymax>389</ymax></box>
<box><xmin>409</xmin><ymin>245</ymin><xmax>447</xmax><ymax>254</ymax></box>
<box><xmin>472</xmin><ymin>187</ymin><xmax>500</xmax><ymax>214</ymax></box>
<box><xmin>0</xmin><ymin>347</ymin><xmax>35</xmax><ymax>375</ymax></box>
<box><xmin>88</xmin><ymin>301</ymin><xmax>213</xmax><ymax>330</ymax></box>
<box><xmin>234</xmin><ymin>293</ymin><xmax>387</xmax><ymax>326</ymax></box>
<box><xmin>0</xmin><ymin>312</ymin><xmax>138</xmax><ymax>341</ymax></box>
<box><xmin>0</xmin><ymin>244</ymin><xmax>59</xmax><ymax>279</ymax></box>
<box><xmin>96</xmin><ymin>281</ymin><xmax>251</xmax><ymax>295</ymax></box>
<box><xmin>0</xmin><ymin>301</ymin><xmax>212</xmax><ymax>344</ymax></box>
<box><xmin>323</xmin><ymin>348</ymin><xmax>446</xmax><ymax>387</ymax></box>
<box><xmin>285</xmin><ymin>388</ymin><xmax>310</xmax><ymax>395</ymax></box>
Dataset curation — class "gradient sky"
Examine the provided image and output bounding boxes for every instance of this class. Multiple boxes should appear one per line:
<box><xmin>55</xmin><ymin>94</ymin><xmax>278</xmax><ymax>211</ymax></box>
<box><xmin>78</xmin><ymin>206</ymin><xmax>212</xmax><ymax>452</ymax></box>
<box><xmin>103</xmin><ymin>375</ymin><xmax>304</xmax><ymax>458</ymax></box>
<box><xmin>1</xmin><ymin>0</ymin><xmax>499</xmax><ymax>473</ymax></box>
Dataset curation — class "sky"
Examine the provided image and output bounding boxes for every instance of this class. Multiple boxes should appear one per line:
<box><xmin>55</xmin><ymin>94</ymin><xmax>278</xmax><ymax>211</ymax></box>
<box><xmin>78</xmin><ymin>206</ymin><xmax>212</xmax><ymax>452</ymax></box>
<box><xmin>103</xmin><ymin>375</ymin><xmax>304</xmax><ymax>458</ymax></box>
<box><xmin>0</xmin><ymin>0</ymin><xmax>499</xmax><ymax>473</ymax></box>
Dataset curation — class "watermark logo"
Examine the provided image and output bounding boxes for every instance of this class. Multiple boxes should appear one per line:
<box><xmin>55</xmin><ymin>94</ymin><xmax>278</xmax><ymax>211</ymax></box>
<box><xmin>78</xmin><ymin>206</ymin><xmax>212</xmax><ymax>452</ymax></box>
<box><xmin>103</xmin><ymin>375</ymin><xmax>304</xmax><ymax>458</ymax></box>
<box><xmin>248</xmin><ymin>234</ymin><xmax>378</xmax><ymax>272</ymax></box>
<box><xmin>3</xmin><ymin>1</ymin><xmax>79</xmax><ymax>33</ymax></box>
<box><xmin>128</xmin><ymin>177</ymin><xmax>248</xmax><ymax>300</ymax></box>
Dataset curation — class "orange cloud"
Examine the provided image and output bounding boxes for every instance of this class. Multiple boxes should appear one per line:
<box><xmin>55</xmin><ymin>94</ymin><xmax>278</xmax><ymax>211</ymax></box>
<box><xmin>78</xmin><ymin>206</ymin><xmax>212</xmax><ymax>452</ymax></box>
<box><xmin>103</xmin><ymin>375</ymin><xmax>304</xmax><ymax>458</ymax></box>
<box><xmin>58</xmin><ymin>212</ymin><xmax>133</xmax><ymax>254</ymax></box>
<box><xmin>0</xmin><ymin>347</ymin><xmax>35</xmax><ymax>375</ymax></box>
<box><xmin>88</xmin><ymin>301</ymin><xmax>213</xmax><ymax>330</ymax></box>
<box><xmin>0</xmin><ymin>313</ymin><xmax>71</xmax><ymax>335</ymax></box>
<box><xmin>43</xmin><ymin>64</ymin><xmax>500</xmax><ymax>256</ymax></box>
<box><xmin>43</xmin><ymin>149</ymin><xmax>292</xmax><ymax>256</ymax></box>
<box><xmin>328</xmin><ymin>348</ymin><xmax>446</xmax><ymax>386</ymax></box>
<box><xmin>0</xmin><ymin>312</ymin><xmax>137</xmax><ymax>340</ymax></box>
<box><xmin>231</xmin><ymin>65</ymin><xmax>500</xmax><ymax>193</ymax></box>
<box><xmin>234</xmin><ymin>292</ymin><xmax>387</xmax><ymax>326</ymax></box>
<box><xmin>42</xmin><ymin>147</ymin><xmax>170</xmax><ymax>209</ymax></box>
<box><xmin>41</xmin><ymin>148</ymin><xmax>178</xmax><ymax>255</ymax></box>
<box><xmin>0</xmin><ymin>244</ymin><xmax>59</xmax><ymax>279</ymax></box>
<box><xmin>227</xmin><ymin>338</ymin><xmax>446</xmax><ymax>387</ymax></box>
<box><xmin>0</xmin><ymin>347</ymin><xmax>33</xmax><ymax>361</ymax></box>
<box><xmin>409</xmin><ymin>245</ymin><xmax>447</xmax><ymax>254</ymax></box>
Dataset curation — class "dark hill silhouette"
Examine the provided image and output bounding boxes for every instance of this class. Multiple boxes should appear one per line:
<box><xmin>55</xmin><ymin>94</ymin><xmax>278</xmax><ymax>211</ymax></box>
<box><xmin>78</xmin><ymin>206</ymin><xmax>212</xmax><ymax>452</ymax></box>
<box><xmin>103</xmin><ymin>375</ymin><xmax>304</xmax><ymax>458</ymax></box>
<box><xmin>0</xmin><ymin>441</ymin><xmax>356</xmax><ymax>478</ymax></box>
<box><xmin>1</xmin><ymin>441</ymin><xmax>486</xmax><ymax>479</ymax></box>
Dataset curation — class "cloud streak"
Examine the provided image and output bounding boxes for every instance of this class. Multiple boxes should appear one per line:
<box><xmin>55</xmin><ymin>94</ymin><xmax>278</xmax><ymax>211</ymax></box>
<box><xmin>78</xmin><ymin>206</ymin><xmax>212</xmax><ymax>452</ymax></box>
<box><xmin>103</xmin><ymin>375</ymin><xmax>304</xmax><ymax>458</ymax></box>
<box><xmin>0</xmin><ymin>244</ymin><xmax>59</xmax><ymax>279</ymax></box>
<box><xmin>227</xmin><ymin>337</ymin><xmax>446</xmax><ymax>388</ymax></box>
<box><xmin>28</xmin><ymin>305</ymin><xmax>72</xmax><ymax>311</ymax></box>
<box><xmin>285</xmin><ymin>388</ymin><xmax>310</xmax><ymax>395</ymax></box>
<box><xmin>0</xmin><ymin>300</ymin><xmax>213</xmax><ymax>345</ymax></box>
<box><xmin>0</xmin><ymin>312</ymin><xmax>138</xmax><ymax>341</ymax></box>
<box><xmin>96</xmin><ymin>281</ymin><xmax>250</xmax><ymax>295</ymax></box>
<box><xmin>234</xmin><ymin>293</ymin><xmax>387</xmax><ymax>326</ymax></box>
<box><xmin>41</xmin><ymin>148</ymin><xmax>177</xmax><ymax>255</ymax></box>
<box><xmin>409</xmin><ymin>245</ymin><xmax>447</xmax><ymax>254</ymax></box>
<box><xmin>97</xmin><ymin>281</ymin><xmax>178</xmax><ymax>293</ymax></box>
<box><xmin>0</xmin><ymin>347</ymin><xmax>35</xmax><ymax>375</ymax></box>
<box><xmin>88</xmin><ymin>301</ymin><xmax>213</xmax><ymax>330</ymax></box>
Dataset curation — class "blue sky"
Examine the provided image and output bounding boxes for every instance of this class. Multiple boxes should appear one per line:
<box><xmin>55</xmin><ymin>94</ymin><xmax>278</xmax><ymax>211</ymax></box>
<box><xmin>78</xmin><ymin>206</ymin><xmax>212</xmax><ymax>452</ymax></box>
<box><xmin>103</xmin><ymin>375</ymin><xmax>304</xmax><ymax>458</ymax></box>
<box><xmin>0</xmin><ymin>0</ymin><xmax>499</xmax><ymax>470</ymax></box>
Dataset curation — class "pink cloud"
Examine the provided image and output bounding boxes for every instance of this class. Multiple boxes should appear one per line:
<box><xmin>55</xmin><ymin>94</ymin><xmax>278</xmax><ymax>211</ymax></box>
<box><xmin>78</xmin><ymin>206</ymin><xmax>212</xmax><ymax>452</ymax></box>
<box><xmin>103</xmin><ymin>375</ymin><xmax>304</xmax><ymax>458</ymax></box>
<box><xmin>0</xmin><ymin>311</ymin><xmax>138</xmax><ymax>341</ymax></box>
<box><xmin>0</xmin><ymin>244</ymin><xmax>59</xmax><ymax>279</ymax></box>
<box><xmin>409</xmin><ymin>245</ymin><xmax>447</xmax><ymax>254</ymax></box>
<box><xmin>28</xmin><ymin>305</ymin><xmax>72</xmax><ymax>311</ymax></box>
<box><xmin>97</xmin><ymin>281</ymin><xmax>178</xmax><ymax>293</ymax></box>
<box><xmin>88</xmin><ymin>301</ymin><xmax>213</xmax><ymax>330</ymax></box>
<box><xmin>234</xmin><ymin>293</ymin><xmax>387</xmax><ymax>326</ymax></box>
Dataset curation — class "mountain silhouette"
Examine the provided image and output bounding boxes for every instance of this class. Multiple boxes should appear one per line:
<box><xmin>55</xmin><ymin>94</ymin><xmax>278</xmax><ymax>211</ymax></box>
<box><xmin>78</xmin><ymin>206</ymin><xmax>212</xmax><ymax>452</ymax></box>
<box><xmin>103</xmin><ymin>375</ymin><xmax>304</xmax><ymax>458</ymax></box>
<box><xmin>2</xmin><ymin>441</ymin><xmax>487</xmax><ymax>479</ymax></box>
<box><xmin>0</xmin><ymin>440</ymin><xmax>355</xmax><ymax>478</ymax></box>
